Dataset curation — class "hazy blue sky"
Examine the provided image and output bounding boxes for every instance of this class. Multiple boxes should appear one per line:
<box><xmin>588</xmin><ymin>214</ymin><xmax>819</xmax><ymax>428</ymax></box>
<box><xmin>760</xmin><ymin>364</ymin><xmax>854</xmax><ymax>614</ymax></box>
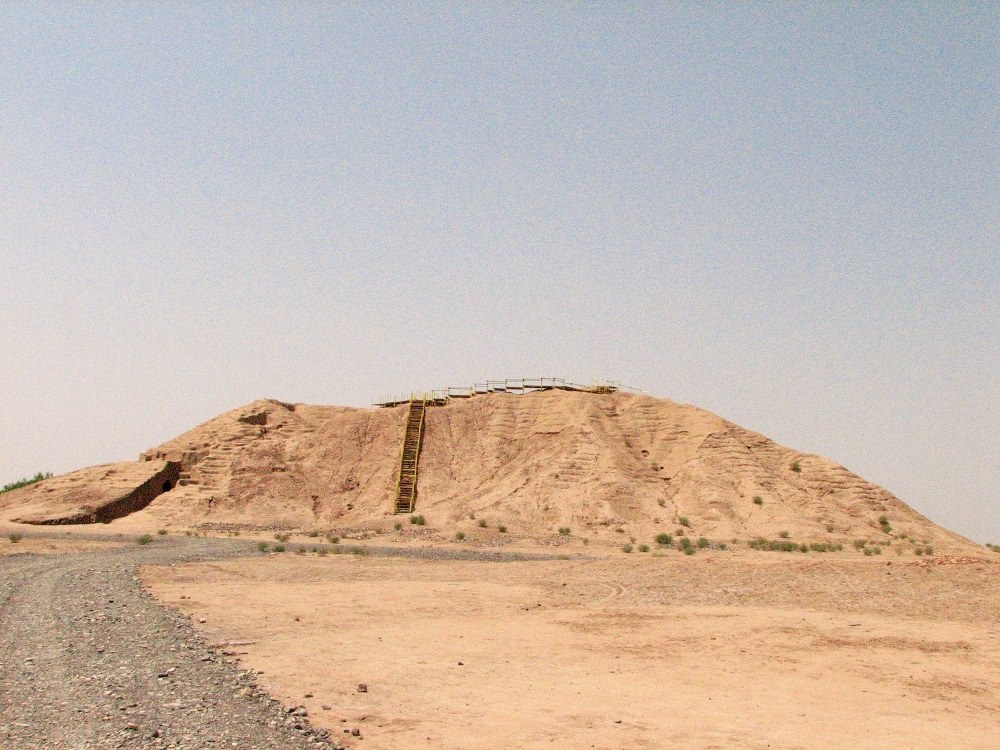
<box><xmin>1</xmin><ymin>3</ymin><xmax>996</xmax><ymax>540</ymax></box>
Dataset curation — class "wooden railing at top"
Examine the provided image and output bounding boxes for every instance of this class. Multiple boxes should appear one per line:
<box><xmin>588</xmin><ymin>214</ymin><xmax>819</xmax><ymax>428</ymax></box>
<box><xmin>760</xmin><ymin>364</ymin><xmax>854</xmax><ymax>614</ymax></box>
<box><xmin>374</xmin><ymin>378</ymin><xmax>643</xmax><ymax>408</ymax></box>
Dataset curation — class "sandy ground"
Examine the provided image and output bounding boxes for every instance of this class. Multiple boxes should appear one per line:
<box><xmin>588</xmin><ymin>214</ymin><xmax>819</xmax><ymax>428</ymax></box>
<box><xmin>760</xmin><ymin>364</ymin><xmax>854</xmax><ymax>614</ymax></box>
<box><xmin>0</xmin><ymin>532</ymin><xmax>119</xmax><ymax>556</ymax></box>
<box><xmin>144</xmin><ymin>549</ymin><xmax>1000</xmax><ymax>750</ymax></box>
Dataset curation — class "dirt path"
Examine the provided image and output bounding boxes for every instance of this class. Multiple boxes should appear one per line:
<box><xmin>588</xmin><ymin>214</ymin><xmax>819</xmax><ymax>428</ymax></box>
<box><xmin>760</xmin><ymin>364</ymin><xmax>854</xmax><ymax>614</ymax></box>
<box><xmin>0</xmin><ymin>537</ymin><xmax>340</xmax><ymax>750</ymax></box>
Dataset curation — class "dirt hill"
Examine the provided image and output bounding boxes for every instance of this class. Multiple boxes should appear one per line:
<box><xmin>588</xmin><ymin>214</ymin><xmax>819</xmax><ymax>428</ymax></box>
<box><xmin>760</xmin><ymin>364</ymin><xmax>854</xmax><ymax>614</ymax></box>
<box><xmin>1</xmin><ymin>391</ymin><xmax>976</xmax><ymax>552</ymax></box>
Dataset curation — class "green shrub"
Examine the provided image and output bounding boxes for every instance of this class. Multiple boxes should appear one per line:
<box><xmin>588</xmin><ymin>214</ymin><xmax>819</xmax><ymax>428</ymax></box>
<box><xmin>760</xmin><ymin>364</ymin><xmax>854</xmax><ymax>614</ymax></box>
<box><xmin>393</xmin><ymin>521</ymin><xmax>402</xmax><ymax>531</ymax></box>
<box><xmin>137</xmin><ymin>534</ymin><xmax>153</xmax><ymax>545</ymax></box>
<box><xmin>326</xmin><ymin>534</ymin><xmax>340</xmax><ymax>544</ymax></box>
<box><xmin>638</xmin><ymin>544</ymin><xmax>649</xmax><ymax>553</ymax></box>
<box><xmin>410</xmin><ymin>515</ymin><xmax>426</xmax><ymax>526</ymax></box>
<box><xmin>655</xmin><ymin>533</ymin><xmax>673</xmax><ymax>546</ymax></box>
<box><xmin>307</xmin><ymin>530</ymin><xmax>319</xmax><ymax>538</ymax></box>
<box><xmin>497</xmin><ymin>524</ymin><xmax>507</xmax><ymax>533</ymax></box>
<box><xmin>717</xmin><ymin>542</ymin><xmax>728</xmax><ymax>550</ymax></box>
<box><xmin>8</xmin><ymin>533</ymin><xmax>23</xmax><ymax>543</ymax></box>
<box><xmin>679</xmin><ymin>537</ymin><xmax>695</xmax><ymax>553</ymax></box>
<box><xmin>274</xmin><ymin>533</ymin><xmax>290</xmax><ymax>542</ymax></box>
<box><xmin>273</xmin><ymin>544</ymin><xmax>286</xmax><ymax>553</ymax></box>
<box><xmin>622</xmin><ymin>544</ymin><xmax>633</xmax><ymax>553</ymax></box>
<box><xmin>558</xmin><ymin>526</ymin><xmax>571</xmax><ymax>535</ymax></box>
<box><xmin>753</xmin><ymin>496</ymin><xmax>764</xmax><ymax>505</ymax></box>
<box><xmin>853</xmin><ymin>539</ymin><xmax>867</xmax><ymax>549</ymax></box>
<box><xmin>350</xmin><ymin>546</ymin><xmax>366</xmax><ymax>555</ymax></box>
<box><xmin>678</xmin><ymin>516</ymin><xmax>691</xmax><ymax>528</ymax></box>
<box><xmin>863</xmin><ymin>545</ymin><xmax>881</xmax><ymax>556</ymax></box>
<box><xmin>478</xmin><ymin>519</ymin><xmax>488</xmax><ymax>528</ymax></box>
<box><xmin>778</xmin><ymin>530</ymin><xmax>790</xmax><ymax>538</ymax></box>
<box><xmin>791</xmin><ymin>461</ymin><xmax>802</xmax><ymax>472</ymax></box>
<box><xmin>1</xmin><ymin>472</ymin><xmax>52</xmax><ymax>493</ymax></box>
<box><xmin>697</xmin><ymin>537</ymin><xmax>709</xmax><ymax>549</ymax></box>
<box><xmin>454</xmin><ymin>531</ymin><xmax>465</xmax><ymax>541</ymax></box>
<box><xmin>257</xmin><ymin>542</ymin><xmax>269</xmax><ymax>552</ymax></box>
<box><xmin>987</xmin><ymin>543</ymin><xmax>1000</xmax><ymax>553</ymax></box>
<box><xmin>799</xmin><ymin>543</ymin><xmax>809</xmax><ymax>553</ymax></box>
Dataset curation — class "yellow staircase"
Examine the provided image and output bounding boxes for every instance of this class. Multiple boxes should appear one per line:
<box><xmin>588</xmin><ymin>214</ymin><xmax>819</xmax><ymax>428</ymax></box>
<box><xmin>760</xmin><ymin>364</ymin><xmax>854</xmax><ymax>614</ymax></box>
<box><xmin>394</xmin><ymin>399</ymin><xmax>427</xmax><ymax>513</ymax></box>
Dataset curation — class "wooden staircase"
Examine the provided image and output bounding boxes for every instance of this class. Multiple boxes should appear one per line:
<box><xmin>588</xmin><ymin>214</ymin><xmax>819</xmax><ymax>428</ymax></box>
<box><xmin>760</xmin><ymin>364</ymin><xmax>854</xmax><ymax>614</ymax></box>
<box><xmin>394</xmin><ymin>399</ymin><xmax>427</xmax><ymax>514</ymax></box>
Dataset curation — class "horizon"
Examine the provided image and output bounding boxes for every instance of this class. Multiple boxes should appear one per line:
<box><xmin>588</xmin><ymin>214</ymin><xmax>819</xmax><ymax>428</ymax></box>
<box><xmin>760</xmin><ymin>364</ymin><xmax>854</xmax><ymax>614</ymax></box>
<box><xmin>1</xmin><ymin>4</ymin><xmax>996</xmax><ymax>542</ymax></box>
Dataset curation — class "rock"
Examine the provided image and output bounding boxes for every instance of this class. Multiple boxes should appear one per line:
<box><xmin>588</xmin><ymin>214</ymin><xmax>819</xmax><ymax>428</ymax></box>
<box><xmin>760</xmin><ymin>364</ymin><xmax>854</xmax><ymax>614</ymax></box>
<box><xmin>356</xmin><ymin>683</ymin><xmax>367</xmax><ymax>693</ymax></box>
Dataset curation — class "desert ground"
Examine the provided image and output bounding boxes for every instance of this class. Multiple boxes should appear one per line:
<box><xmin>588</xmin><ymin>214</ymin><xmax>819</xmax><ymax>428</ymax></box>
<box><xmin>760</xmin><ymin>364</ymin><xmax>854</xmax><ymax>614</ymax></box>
<box><xmin>145</xmin><ymin>543</ymin><xmax>1000</xmax><ymax>750</ymax></box>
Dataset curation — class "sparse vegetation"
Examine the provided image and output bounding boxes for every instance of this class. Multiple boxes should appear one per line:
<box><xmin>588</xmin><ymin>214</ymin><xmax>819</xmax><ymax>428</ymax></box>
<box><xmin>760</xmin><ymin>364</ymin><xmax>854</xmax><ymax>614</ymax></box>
<box><xmin>1</xmin><ymin>472</ymin><xmax>52</xmax><ymax>493</ymax></box>
<box><xmin>454</xmin><ymin>531</ymin><xmax>465</xmax><ymax>541</ymax></box>
<box><xmin>753</xmin><ymin>496</ymin><xmax>764</xmax><ymax>505</ymax></box>
<box><xmin>678</xmin><ymin>516</ymin><xmax>691</xmax><ymax>528</ymax></box>
<box><xmin>678</xmin><ymin>537</ymin><xmax>695</xmax><ymax>555</ymax></box>
<box><xmin>295</xmin><ymin>548</ymin><xmax>305</xmax><ymax>555</ymax></box>
<box><xmin>622</xmin><ymin>544</ymin><xmax>633</xmax><ymax>553</ymax></box>
<box><xmin>137</xmin><ymin>534</ymin><xmax>153</xmax><ymax>545</ymax></box>
<box><xmin>410</xmin><ymin>515</ymin><xmax>426</xmax><ymax>526</ymax></box>
<box><xmin>8</xmin><ymin>533</ymin><xmax>23</xmax><ymax>543</ymax></box>
<box><xmin>790</xmin><ymin>461</ymin><xmax>802</xmax><ymax>473</ymax></box>
<box><xmin>497</xmin><ymin>524</ymin><xmax>507</xmax><ymax>533</ymax></box>
<box><xmin>317</xmin><ymin>548</ymin><xmax>327</xmax><ymax>557</ymax></box>
<box><xmin>878</xmin><ymin>515</ymin><xmax>892</xmax><ymax>533</ymax></box>
<box><xmin>987</xmin><ymin>543</ymin><xmax>1000</xmax><ymax>553</ymax></box>
<box><xmin>157</xmin><ymin>529</ymin><xmax>168</xmax><ymax>536</ymax></box>
<box><xmin>273</xmin><ymin>544</ymin><xmax>286</xmax><ymax>553</ymax></box>
<box><xmin>307</xmin><ymin>530</ymin><xmax>319</xmax><ymax>538</ymax></box>
<box><xmin>326</xmin><ymin>534</ymin><xmax>340</xmax><ymax>544</ymax></box>
<box><xmin>863</xmin><ymin>545</ymin><xmax>882</xmax><ymax>556</ymax></box>
<box><xmin>655</xmin><ymin>533</ymin><xmax>673</xmax><ymax>546</ymax></box>
<box><xmin>256</xmin><ymin>542</ymin><xmax>269</xmax><ymax>552</ymax></box>
<box><xmin>778</xmin><ymin>530</ymin><xmax>790</xmax><ymax>538</ymax></box>
<box><xmin>558</xmin><ymin>526</ymin><xmax>570</xmax><ymax>536</ymax></box>
<box><xmin>350</xmin><ymin>546</ymin><xmax>366</xmax><ymax>555</ymax></box>
<box><xmin>638</xmin><ymin>544</ymin><xmax>649</xmax><ymax>553</ymax></box>
<box><xmin>478</xmin><ymin>519</ymin><xmax>488</xmax><ymax>528</ymax></box>
<box><xmin>394</xmin><ymin>521</ymin><xmax>402</xmax><ymax>531</ymax></box>
<box><xmin>826</xmin><ymin>523</ymin><xmax>835</xmax><ymax>533</ymax></box>
<box><xmin>274</xmin><ymin>533</ymin><xmax>290</xmax><ymax>542</ymax></box>
<box><xmin>853</xmin><ymin>539</ymin><xmax>867</xmax><ymax>549</ymax></box>
<box><xmin>697</xmin><ymin>536</ymin><xmax>709</xmax><ymax>549</ymax></box>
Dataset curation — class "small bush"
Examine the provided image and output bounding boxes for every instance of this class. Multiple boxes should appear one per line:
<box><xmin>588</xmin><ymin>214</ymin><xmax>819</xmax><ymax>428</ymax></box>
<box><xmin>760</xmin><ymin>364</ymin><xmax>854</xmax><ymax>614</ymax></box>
<box><xmin>655</xmin><ymin>533</ymin><xmax>673</xmax><ymax>546</ymax></box>
<box><xmin>863</xmin><ymin>545</ymin><xmax>882</xmax><ymax>556</ymax></box>
<box><xmin>295</xmin><ymin>548</ymin><xmax>305</xmax><ymax>555</ymax></box>
<box><xmin>558</xmin><ymin>527</ymin><xmax>570</xmax><ymax>536</ymax></box>
<box><xmin>799</xmin><ymin>543</ymin><xmax>809</xmax><ymax>553</ymax></box>
<box><xmin>697</xmin><ymin>537</ymin><xmax>709</xmax><ymax>549</ymax></box>
<box><xmin>1</xmin><ymin>471</ymin><xmax>53</xmax><ymax>494</ymax></box>
<box><xmin>987</xmin><ymin>543</ymin><xmax>1000</xmax><ymax>553</ymax></box>
<box><xmin>8</xmin><ymin>533</ymin><xmax>22</xmax><ymax>543</ymax></box>
<box><xmin>307</xmin><ymin>530</ymin><xmax>319</xmax><ymax>538</ymax></box>
<box><xmin>393</xmin><ymin>521</ymin><xmax>402</xmax><ymax>531</ymax></box>
<box><xmin>478</xmin><ymin>519</ymin><xmax>488</xmax><ymax>528</ymax></box>
<box><xmin>257</xmin><ymin>541</ymin><xmax>269</xmax><ymax>552</ymax></box>
<box><xmin>791</xmin><ymin>461</ymin><xmax>802</xmax><ymax>472</ymax></box>
<box><xmin>778</xmin><ymin>530</ymin><xmax>790</xmax><ymax>538</ymax></box>
<box><xmin>137</xmin><ymin>534</ymin><xmax>153</xmax><ymax>545</ymax></box>
<box><xmin>615</xmin><ymin>527</ymin><xmax>625</xmax><ymax>533</ymax></box>
<box><xmin>678</xmin><ymin>537</ymin><xmax>695</xmax><ymax>553</ymax></box>
<box><xmin>678</xmin><ymin>516</ymin><xmax>691</xmax><ymax>528</ymax></box>
<box><xmin>753</xmin><ymin>496</ymin><xmax>764</xmax><ymax>505</ymax></box>
<box><xmin>853</xmin><ymin>539</ymin><xmax>867</xmax><ymax>549</ymax></box>
<box><xmin>826</xmin><ymin>523</ymin><xmax>835</xmax><ymax>533</ymax></box>
<box><xmin>318</xmin><ymin>548</ymin><xmax>327</xmax><ymax>557</ymax></box>
<box><xmin>273</xmin><ymin>544</ymin><xmax>286</xmax><ymax>553</ymax></box>
<box><xmin>622</xmin><ymin>544</ymin><xmax>633</xmax><ymax>553</ymax></box>
<box><xmin>497</xmin><ymin>524</ymin><xmax>507</xmax><ymax>533</ymax></box>
<box><xmin>717</xmin><ymin>542</ymin><xmax>728</xmax><ymax>550</ymax></box>
<box><xmin>274</xmin><ymin>533</ymin><xmax>290</xmax><ymax>542</ymax></box>
<box><xmin>156</xmin><ymin>529</ymin><xmax>168</xmax><ymax>536</ymax></box>
<box><xmin>454</xmin><ymin>531</ymin><xmax>465</xmax><ymax>541</ymax></box>
<box><xmin>879</xmin><ymin>515</ymin><xmax>892</xmax><ymax>532</ymax></box>
<box><xmin>350</xmin><ymin>546</ymin><xmax>366</xmax><ymax>555</ymax></box>
<box><xmin>410</xmin><ymin>515</ymin><xmax>426</xmax><ymax>526</ymax></box>
<box><xmin>638</xmin><ymin>544</ymin><xmax>649</xmax><ymax>553</ymax></box>
<box><xmin>326</xmin><ymin>534</ymin><xmax>340</xmax><ymax>544</ymax></box>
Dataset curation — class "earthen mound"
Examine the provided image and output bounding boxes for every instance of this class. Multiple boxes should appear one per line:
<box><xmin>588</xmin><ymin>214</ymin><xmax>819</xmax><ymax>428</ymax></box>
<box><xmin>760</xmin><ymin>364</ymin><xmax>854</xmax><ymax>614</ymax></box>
<box><xmin>1</xmin><ymin>392</ymin><xmax>976</xmax><ymax>552</ymax></box>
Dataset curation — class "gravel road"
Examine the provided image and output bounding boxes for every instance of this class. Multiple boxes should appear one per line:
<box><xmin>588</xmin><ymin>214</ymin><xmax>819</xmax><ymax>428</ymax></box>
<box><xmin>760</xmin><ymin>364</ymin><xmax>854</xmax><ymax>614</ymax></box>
<box><xmin>0</xmin><ymin>537</ymin><xmax>339</xmax><ymax>750</ymax></box>
<box><xmin>0</xmin><ymin>534</ymin><xmax>565</xmax><ymax>749</ymax></box>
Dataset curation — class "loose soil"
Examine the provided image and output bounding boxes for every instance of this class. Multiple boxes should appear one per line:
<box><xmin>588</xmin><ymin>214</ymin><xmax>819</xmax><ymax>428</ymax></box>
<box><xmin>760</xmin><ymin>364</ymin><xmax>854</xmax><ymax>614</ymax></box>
<box><xmin>144</xmin><ymin>549</ymin><xmax>1000</xmax><ymax>750</ymax></box>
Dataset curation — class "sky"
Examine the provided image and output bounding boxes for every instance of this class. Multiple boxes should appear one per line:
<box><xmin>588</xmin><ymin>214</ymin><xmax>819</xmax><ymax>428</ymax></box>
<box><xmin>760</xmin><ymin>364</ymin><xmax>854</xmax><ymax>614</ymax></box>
<box><xmin>1</xmin><ymin>3</ymin><xmax>996</xmax><ymax>541</ymax></box>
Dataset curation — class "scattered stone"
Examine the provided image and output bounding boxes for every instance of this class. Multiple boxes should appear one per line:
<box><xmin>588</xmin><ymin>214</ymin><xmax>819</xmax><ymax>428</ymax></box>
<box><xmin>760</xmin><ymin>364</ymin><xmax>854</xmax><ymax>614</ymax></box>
<box><xmin>356</xmin><ymin>683</ymin><xmax>367</xmax><ymax>693</ymax></box>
